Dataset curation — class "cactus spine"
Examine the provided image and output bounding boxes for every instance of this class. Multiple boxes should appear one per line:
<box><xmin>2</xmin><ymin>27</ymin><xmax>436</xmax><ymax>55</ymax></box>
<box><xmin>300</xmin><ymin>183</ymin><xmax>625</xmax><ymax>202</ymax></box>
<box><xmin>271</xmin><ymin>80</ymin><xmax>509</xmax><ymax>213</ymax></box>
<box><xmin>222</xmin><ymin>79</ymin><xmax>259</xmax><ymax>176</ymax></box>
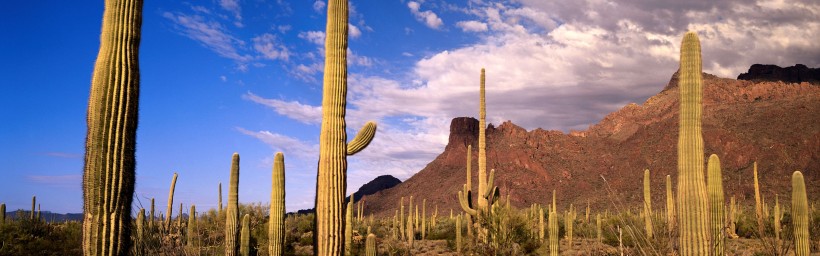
<box><xmin>643</xmin><ymin>169</ymin><xmax>653</xmax><ymax>238</ymax></box>
<box><xmin>792</xmin><ymin>171</ymin><xmax>809</xmax><ymax>256</ymax></box>
<box><xmin>753</xmin><ymin>162</ymin><xmax>764</xmax><ymax>238</ymax></box>
<box><xmin>240</xmin><ymin>214</ymin><xmax>250</xmax><ymax>256</ymax></box>
<box><xmin>314</xmin><ymin>0</ymin><xmax>378</xmax><ymax>253</ymax></box>
<box><xmin>666</xmin><ymin>175</ymin><xmax>675</xmax><ymax>231</ymax></box>
<box><xmin>166</xmin><ymin>172</ymin><xmax>178</xmax><ymax>230</ymax></box>
<box><xmin>81</xmin><ymin>0</ymin><xmax>143</xmax><ymax>254</ymax></box>
<box><xmin>706</xmin><ymin>154</ymin><xmax>724</xmax><ymax>255</ymax></box>
<box><xmin>365</xmin><ymin>233</ymin><xmax>376</xmax><ymax>256</ymax></box>
<box><xmin>225</xmin><ymin>153</ymin><xmax>240</xmax><ymax>256</ymax></box>
<box><xmin>676</xmin><ymin>31</ymin><xmax>710</xmax><ymax>255</ymax></box>
<box><xmin>345</xmin><ymin>197</ymin><xmax>354</xmax><ymax>256</ymax></box>
<box><xmin>269</xmin><ymin>152</ymin><xmax>286</xmax><ymax>256</ymax></box>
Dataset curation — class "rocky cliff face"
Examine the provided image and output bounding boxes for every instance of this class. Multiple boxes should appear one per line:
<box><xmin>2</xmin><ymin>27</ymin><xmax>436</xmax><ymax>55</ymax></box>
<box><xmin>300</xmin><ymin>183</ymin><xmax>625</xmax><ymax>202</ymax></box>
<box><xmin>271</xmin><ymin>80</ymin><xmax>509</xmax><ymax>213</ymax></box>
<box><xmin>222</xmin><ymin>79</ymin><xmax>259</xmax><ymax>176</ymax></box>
<box><xmin>362</xmin><ymin>72</ymin><xmax>820</xmax><ymax>217</ymax></box>
<box><xmin>737</xmin><ymin>64</ymin><xmax>820</xmax><ymax>84</ymax></box>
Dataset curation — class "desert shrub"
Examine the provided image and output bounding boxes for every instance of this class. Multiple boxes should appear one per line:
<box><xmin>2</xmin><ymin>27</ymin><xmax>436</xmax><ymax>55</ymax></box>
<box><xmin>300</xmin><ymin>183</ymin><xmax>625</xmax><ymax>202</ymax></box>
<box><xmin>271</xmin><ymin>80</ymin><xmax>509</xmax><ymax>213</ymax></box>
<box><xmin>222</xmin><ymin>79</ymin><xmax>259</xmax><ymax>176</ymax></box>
<box><xmin>0</xmin><ymin>212</ymin><xmax>82</xmax><ymax>256</ymax></box>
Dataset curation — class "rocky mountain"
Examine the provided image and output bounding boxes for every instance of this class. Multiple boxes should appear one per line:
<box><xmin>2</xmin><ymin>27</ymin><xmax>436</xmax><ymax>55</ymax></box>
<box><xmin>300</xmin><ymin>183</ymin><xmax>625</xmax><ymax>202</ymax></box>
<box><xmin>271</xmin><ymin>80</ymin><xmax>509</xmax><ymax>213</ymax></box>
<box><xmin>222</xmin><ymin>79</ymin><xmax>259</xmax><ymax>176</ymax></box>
<box><xmin>738</xmin><ymin>64</ymin><xmax>820</xmax><ymax>84</ymax></box>
<box><xmin>346</xmin><ymin>175</ymin><xmax>402</xmax><ymax>203</ymax></box>
<box><xmin>362</xmin><ymin>71</ymin><xmax>820</xmax><ymax>217</ymax></box>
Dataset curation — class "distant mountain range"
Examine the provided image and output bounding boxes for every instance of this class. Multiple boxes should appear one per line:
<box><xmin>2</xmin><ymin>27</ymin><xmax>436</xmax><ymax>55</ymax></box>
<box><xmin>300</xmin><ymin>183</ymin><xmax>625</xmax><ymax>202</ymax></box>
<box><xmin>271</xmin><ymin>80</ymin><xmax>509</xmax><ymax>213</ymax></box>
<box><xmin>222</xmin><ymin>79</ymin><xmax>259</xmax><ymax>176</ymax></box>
<box><xmin>360</xmin><ymin>64</ymin><xmax>819</xmax><ymax>217</ymax></box>
<box><xmin>3</xmin><ymin>210</ymin><xmax>83</xmax><ymax>222</ymax></box>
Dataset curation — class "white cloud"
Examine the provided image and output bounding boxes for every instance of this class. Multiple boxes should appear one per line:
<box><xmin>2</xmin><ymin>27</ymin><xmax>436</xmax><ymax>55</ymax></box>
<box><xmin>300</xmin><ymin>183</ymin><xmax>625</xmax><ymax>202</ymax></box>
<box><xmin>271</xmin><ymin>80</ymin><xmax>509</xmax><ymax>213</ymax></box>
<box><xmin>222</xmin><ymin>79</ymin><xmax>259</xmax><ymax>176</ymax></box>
<box><xmin>235</xmin><ymin>128</ymin><xmax>318</xmax><ymax>160</ymax></box>
<box><xmin>313</xmin><ymin>0</ymin><xmax>326</xmax><ymax>13</ymax></box>
<box><xmin>349</xmin><ymin>24</ymin><xmax>362</xmax><ymax>38</ymax></box>
<box><xmin>456</xmin><ymin>20</ymin><xmax>488</xmax><ymax>32</ymax></box>
<box><xmin>219</xmin><ymin>0</ymin><xmax>243</xmax><ymax>27</ymax></box>
<box><xmin>298</xmin><ymin>31</ymin><xmax>326</xmax><ymax>45</ymax></box>
<box><xmin>407</xmin><ymin>1</ymin><xmax>444</xmax><ymax>29</ymax></box>
<box><xmin>243</xmin><ymin>92</ymin><xmax>322</xmax><ymax>125</ymax></box>
<box><xmin>162</xmin><ymin>12</ymin><xmax>253</xmax><ymax>65</ymax></box>
<box><xmin>252</xmin><ymin>33</ymin><xmax>290</xmax><ymax>61</ymax></box>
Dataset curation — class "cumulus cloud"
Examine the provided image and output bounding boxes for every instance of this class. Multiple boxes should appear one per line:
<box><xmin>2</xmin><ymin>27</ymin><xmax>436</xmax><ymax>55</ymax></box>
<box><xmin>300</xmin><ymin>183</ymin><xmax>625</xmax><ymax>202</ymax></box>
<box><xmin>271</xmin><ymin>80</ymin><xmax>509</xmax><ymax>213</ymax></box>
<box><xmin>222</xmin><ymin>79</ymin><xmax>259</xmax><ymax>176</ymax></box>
<box><xmin>456</xmin><ymin>20</ymin><xmax>488</xmax><ymax>32</ymax></box>
<box><xmin>349</xmin><ymin>23</ymin><xmax>362</xmax><ymax>38</ymax></box>
<box><xmin>298</xmin><ymin>31</ymin><xmax>326</xmax><ymax>45</ymax></box>
<box><xmin>252</xmin><ymin>33</ymin><xmax>290</xmax><ymax>61</ymax></box>
<box><xmin>407</xmin><ymin>1</ymin><xmax>444</xmax><ymax>29</ymax></box>
<box><xmin>313</xmin><ymin>0</ymin><xmax>326</xmax><ymax>13</ymax></box>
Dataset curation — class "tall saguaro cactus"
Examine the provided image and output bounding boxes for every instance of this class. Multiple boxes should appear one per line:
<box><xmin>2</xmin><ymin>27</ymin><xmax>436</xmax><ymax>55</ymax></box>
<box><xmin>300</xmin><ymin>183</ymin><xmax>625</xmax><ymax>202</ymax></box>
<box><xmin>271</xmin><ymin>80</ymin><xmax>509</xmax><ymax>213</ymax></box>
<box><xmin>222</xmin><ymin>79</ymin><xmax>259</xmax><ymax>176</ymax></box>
<box><xmin>269</xmin><ymin>153</ymin><xmax>286</xmax><ymax>256</ymax></box>
<box><xmin>240</xmin><ymin>214</ymin><xmax>250</xmax><ymax>256</ymax></box>
<box><xmin>219</xmin><ymin>182</ymin><xmax>223</xmax><ymax>215</ymax></box>
<box><xmin>31</xmin><ymin>196</ymin><xmax>36</xmax><ymax>220</ymax></box>
<box><xmin>792</xmin><ymin>171</ymin><xmax>810</xmax><ymax>256</ymax></box>
<box><xmin>753</xmin><ymin>162</ymin><xmax>764</xmax><ymax>238</ymax></box>
<box><xmin>706</xmin><ymin>154</ymin><xmax>725</xmax><ymax>255</ymax></box>
<box><xmin>314</xmin><ymin>0</ymin><xmax>378</xmax><ymax>254</ymax></box>
<box><xmin>643</xmin><ymin>169</ymin><xmax>653</xmax><ymax>238</ymax></box>
<box><xmin>666</xmin><ymin>175</ymin><xmax>675</xmax><ymax>231</ymax></box>
<box><xmin>676</xmin><ymin>31</ymin><xmax>710</xmax><ymax>255</ymax></box>
<box><xmin>81</xmin><ymin>0</ymin><xmax>143</xmax><ymax>254</ymax></box>
<box><xmin>477</xmin><ymin>68</ymin><xmax>490</xmax><ymax>210</ymax></box>
<box><xmin>166</xmin><ymin>172</ymin><xmax>178</xmax><ymax>230</ymax></box>
<box><xmin>225</xmin><ymin>153</ymin><xmax>241</xmax><ymax>256</ymax></box>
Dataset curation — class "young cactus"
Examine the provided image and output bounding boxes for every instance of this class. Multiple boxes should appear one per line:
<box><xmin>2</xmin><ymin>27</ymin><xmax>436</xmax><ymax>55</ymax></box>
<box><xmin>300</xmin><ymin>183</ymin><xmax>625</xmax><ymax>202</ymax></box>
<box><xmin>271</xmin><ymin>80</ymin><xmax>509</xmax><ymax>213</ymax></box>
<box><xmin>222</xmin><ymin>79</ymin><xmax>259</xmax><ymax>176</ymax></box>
<box><xmin>166</xmin><ymin>172</ymin><xmax>178</xmax><ymax>230</ymax></box>
<box><xmin>707</xmin><ymin>154</ymin><xmax>725</xmax><ymax>255</ymax></box>
<box><xmin>314</xmin><ymin>0</ymin><xmax>379</xmax><ymax>254</ymax></box>
<box><xmin>149</xmin><ymin>198</ymin><xmax>155</xmax><ymax>229</ymax></box>
<box><xmin>240</xmin><ymin>214</ymin><xmax>250</xmax><ymax>256</ymax></box>
<box><xmin>219</xmin><ymin>182</ymin><xmax>223</xmax><ymax>215</ymax></box>
<box><xmin>456</xmin><ymin>214</ymin><xmax>462</xmax><ymax>254</ymax></box>
<box><xmin>31</xmin><ymin>196</ymin><xmax>36</xmax><ymax>220</ymax></box>
<box><xmin>666</xmin><ymin>175</ymin><xmax>675</xmax><ymax>231</ymax></box>
<box><xmin>269</xmin><ymin>153</ymin><xmax>286</xmax><ymax>256</ymax></box>
<box><xmin>548</xmin><ymin>204</ymin><xmax>559</xmax><ymax>256</ymax></box>
<box><xmin>753</xmin><ymin>162</ymin><xmax>764</xmax><ymax>238</ymax></box>
<box><xmin>81</xmin><ymin>0</ymin><xmax>143</xmax><ymax>254</ymax></box>
<box><xmin>365</xmin><ymin>233</ymin><xmax>376</xmax><ymax>256</ymax></box>
<box><xmin>187</xmin><ymin>205</ymin><xmax>198</xmax><ymax>248</ymax></box>
<box><xmin>225</xmin><ymin>153</ymin><xmax>241</xmax><ymax>256</ymax></box>
<box><xmin>676</xmin><ymin>31</ymin><xmax>710</xmax><ymax>255</ymax></box>
<box><xmin>345</xmin><ymin>196</ymin><xmax>354</xmax><ymax>256</ymax></box>
<box><xmin>135</xmin><ymin>208</ymin><xmax>145</xmax><ymax>255</ymax></box>
<box><xmin>643</xmin><ymin>169</ymin><xmax>653</xmax><ymax>238</ymax></box>
<box><xmin>792</xmin><ymin>171</ymin><xmax>809</xmax><ymax>256</ymax></box>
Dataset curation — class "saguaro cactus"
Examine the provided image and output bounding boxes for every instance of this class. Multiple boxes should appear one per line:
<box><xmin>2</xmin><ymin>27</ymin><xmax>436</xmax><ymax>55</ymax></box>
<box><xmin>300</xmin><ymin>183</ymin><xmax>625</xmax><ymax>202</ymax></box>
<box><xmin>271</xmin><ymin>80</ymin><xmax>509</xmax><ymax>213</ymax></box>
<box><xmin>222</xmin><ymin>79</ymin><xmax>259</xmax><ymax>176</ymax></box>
<box><xmin>345</xmin><ymin>197</ymin><xmax>354</xmax><ymax>256</ymax></box>
<box><xmin>314</xmin><ymin>0</ymin><xmax>378</xmax><ymax>254</ymax></box>
<box><xmin>753</xmin><ymin>162</ymin><xmax>764</xmax><ymax>238</ymax></box>
<box><xmin>135</xmin><ymin>208</ymin><xmax>144</xmax><ymax>255</ymax></box>
<box><xmin>643</xmin><ymin>169</ymin><xmax>653</xmax><ymax>238</ymax></box>
<box><xmin>539</xmin><ymin>207</ymin><xmax>545</xmax><ymax>241</ymax></box>
<box><xmin>596</xmin><ymin>213</ymin><xmax>602</xmax><ymax>243</ymax></box>
<box><xmin>676</xmin><ymin>31</ymin><xmax>710</xmax><ymax>255</ymax></box>
<box><xmin>456</xmin><ymin>214</ymin><xmax>462</xmax><ymax>254</ymax></box>
<box><xmin>365</xmin><ymin>233</ymin><xmax>376</xmax><ymax>256</ymax></box>
<box><xmin>269</xmin><ymin>153</ymin><xmax>286</xmax><ymax>256</ymax></box>
<box><xmin>666</xmin><ymin>175</ymin><xmax>675</xmax><ymax>231</ymax></box>
<box><xmin>477</xmin><ymin>68</ymin><xmax>490</xmax><ymax>210</ymax></box>
<box><xmin>166</xmin><ymin>172</ymin><xmax>178</xmax><ymax>230</ymax></box>
<box><xmin>1</xmin><ymin>203</ymin><xmax>5</xmax><ymax>224</ymax></box>
<box><xmin>707</xmin><ymin>154</ymin><xmax>724</xmax><ymax>255</ymax></box>
<box><xmin>81</xmin><ymin>0</ymin><xmax>143</xmax><ymax>254</ymax></box>
<box><xmin>31</xmin><ymin>196</ymin><xmax>36</xmax><ymax>220</ymax></box>
<box><xmin>187</xmin><ymin>205</ymin><xmax>198</xmax><ymax>248</ymax></box>
<box><xmin>149</xmin><ymin>198</ymin><xmax>155</xmax><ymax>229</ymax></box>
<box><xmin>219</xmin><ymin>182</ymin><xmax>223</xmax><ymax>215</ymax></box>
<box><xmin>792</xmin><ymin>171</ymin><xmax>809</xmax><ymax>256</ymax></box>
<box><xmin>240</xmin><ymin>214</ymin><xmax>250</xmax><ymax>256</ymax></box>
<box><xmin>548</xmin><ymin>203</ymin><xmax>559</xmax><ymax>256</ymax></box>
<box><xmin>225</xmin><ymin>153</ymin><xmax>241</xmax><ymax>256</ymax></box>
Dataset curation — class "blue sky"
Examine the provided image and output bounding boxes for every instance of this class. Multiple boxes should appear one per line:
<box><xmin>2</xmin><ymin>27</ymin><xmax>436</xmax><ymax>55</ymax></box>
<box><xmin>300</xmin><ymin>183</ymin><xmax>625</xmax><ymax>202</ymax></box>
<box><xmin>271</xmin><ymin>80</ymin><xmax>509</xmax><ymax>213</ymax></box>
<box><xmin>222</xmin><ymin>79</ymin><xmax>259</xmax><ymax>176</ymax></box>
<box><xmin>1</xmin><ymin>0</ymin><xmax>818</xmax><ymax>214</ymax></box>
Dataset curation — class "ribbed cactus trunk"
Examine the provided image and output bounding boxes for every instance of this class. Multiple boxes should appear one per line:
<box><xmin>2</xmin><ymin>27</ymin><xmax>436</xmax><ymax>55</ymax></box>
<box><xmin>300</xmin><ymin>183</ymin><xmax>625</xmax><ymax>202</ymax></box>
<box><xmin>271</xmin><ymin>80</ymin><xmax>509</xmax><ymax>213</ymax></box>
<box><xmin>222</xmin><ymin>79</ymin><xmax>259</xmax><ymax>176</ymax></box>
<box><xmin>706</xmin><ymin>154</ymin><xmax>724</xmax><ymax>255</ymax></box>
<box><xmin>792</xmin><ymin>171</ymin><xmax>809</xmax><ymax>256</ymax></box>
<box><xmin>31</xmin><ymin>196</ymin><xmax>36</xmax><ymax>220</ymax></box>
<box><xmin>407</xmin><ymin>210</ymin><xmax>414</xmax><ymax>248</ymax></box>
<box><xmin>81</xmin><ymin>0</ymin><xmax>143</xmax><ymax>254</ymax></box>
<box><xmin>644</xmin><ymin>169</ymin><xmax>653</xmax><ymax>239</ymax></box>
<box><xmin>456</xmin><ymin>214</ymin><xmax>462</xmax><ymax>254</ymax></box>
<box><xmin>269</xmin><ymin>153</ymin><xmax>285</xmax><ymax>256</ymax></box>
<box><xmin>225</xmin><ymin>153</ymin><xmax>240</xmax><ymax>256</ymax></box>
<box><xmin>149</xmin><ymin>198</ymin><xmax>155</xmax><ymax>229</ymax></box>
<box><xmin>345</xmin><ymin>198</ymin><xmax>354</xmax><ymax>256</ymax></box>
<box><xmin>596</xmin><ymin>213</ymin><xmax>602</xmax><ymax>243</ymax></box>
<box><xmin>240</xmin><ymin>214</ymin><xmax>250</xmax><ymax>256</ymax></box>
<box><xmin>399</xmin><ymin>197</ymin><xmax>405</xmax><ymax>240</ymax></box>
<box><xmin>548</xmin><ymin>208</ymin><xmax>558</xmax><ymax>256</ymax></box>
<box><xmin>422</xmin><ymin>199</ymin><xmax>426</xmax><ymax>240</ymax></box>
<box><xmin>465</xmin><ymin>145</ymin><xmax>474</xmax><ymax>238</ymax></box>
<box><xmin>187</xmin><ymin>205</ymin><xmax>198</xmax><ymax>248</ymax></box>
<box><xmin>676</xmin><ymin>31</ymin><xmax>710</xmax><ymax>256</ymax></box>
<box><xmin>365</xmin><ymin>233</ymin><xmax>376</xmax><ymax>256</ymax></box>
<box><xmin>166</xmin><ymin>172</ymin><xmax>178</xmax><ymax>230</ymax></box>
<box><xmin>315</xmin><ymin>0</ymin><xmax>377</xmax><ymax>254</ymax></box>
<box><xmin>774</xmin><ymin>195</ymin><xmax>781</xmax><ymax>252</ymax></box>
<box><xmin>135</xmin><ymin>208</ymin><xmax>144</xmax><ymax>255</ymax></box>
<box><xmin>219</xmin><ymin>182</ymin><xmax>223</xmax><ymax>215</ymax></box>
<box><xmin>539</xmin><ymin>207</ymin><xmax>545</xmax><ymax>241</ymax></box>
<box><xmin>478</xmin><ymin>68</ymin><xmax>488</xmax><ymax>210</ymax></box>
<box><xmin>753</xmin><ymin>162</ymin><xmax>764</xmax><ymax>238</ymax></box>
<box><xmin>666</xmin><ymin>175</ymin><xmax>675</xmax><ymax>231</ymax></box>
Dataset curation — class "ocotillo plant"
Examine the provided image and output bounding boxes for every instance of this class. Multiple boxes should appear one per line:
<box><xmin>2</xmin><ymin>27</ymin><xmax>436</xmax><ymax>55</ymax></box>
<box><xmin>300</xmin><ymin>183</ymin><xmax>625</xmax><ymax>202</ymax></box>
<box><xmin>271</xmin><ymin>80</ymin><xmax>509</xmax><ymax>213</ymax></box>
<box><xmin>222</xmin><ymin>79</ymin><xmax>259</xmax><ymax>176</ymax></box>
<box><xmin>643</xmin><ymin>169</ymin><xmax>653</xmax><ymax>238</ymax></box>
<box><xmin>240</xmin><ymin>214</ymin><xmax>250</xmax><ymax>256</ymax></box>
<box><xmin>187</xmin><ymin>205</ymin><xmax>198</xmax><ymax>248</ymax></box>
<box><xmin>753</xmin><ymin>162</ymin><xmax>764</xmax><ymax>238</ymax></box>
<box><xmin>314</xmin><ymin>0</ymin><xmax>379</xmax><ymax>253</ymax></box>
<box><xmin>365</xmin><ymin>233</ymin><xmax>376</xmax><ymax>256</ymax></box>
<box><xmin>707</xmin><ymin>154</ymin><xmax>725</xmax><ymax>255</ymax></box>
<box><xmin>225</xmin><ymin>153</ymin><xmax>241</xmax><ymax>256</ymax></box>
<box><xmin>666</xmin><ymin>175</ymin><xmax>675</xmax><ymax>231</ymax></box>
<box><xmin>792</xmin><ymin>171</ymin><xmax>809</xmax><ymax>256</ymax></box>
<box><xmin>269</xmin><ymin>152</ymin><xmax>285</xmax><ymax>256</ymax></box>
<box><xmin>166</xmin><ymin>172</ymin><xmax>178</xmax><ymax>230</ymax></box>
<box><xmin>676</xmin><ymin>31</ymin><xmax>710</xmax><ymax>255</ymax></box>
<box><xmin>81</xmin><ymin>0</ymin><xmax>143</xmax><ymax>254</ymax></box>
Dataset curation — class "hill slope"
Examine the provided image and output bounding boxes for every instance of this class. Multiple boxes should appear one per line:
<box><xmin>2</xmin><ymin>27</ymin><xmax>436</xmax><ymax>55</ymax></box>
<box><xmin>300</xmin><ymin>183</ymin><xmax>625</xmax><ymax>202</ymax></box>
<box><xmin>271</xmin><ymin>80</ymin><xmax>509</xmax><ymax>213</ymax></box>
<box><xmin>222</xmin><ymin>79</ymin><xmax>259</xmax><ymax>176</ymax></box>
<box><xmin>362</xmin><ymin>72</ymin><xmax>820</xmax><ymax>217</ymax></box>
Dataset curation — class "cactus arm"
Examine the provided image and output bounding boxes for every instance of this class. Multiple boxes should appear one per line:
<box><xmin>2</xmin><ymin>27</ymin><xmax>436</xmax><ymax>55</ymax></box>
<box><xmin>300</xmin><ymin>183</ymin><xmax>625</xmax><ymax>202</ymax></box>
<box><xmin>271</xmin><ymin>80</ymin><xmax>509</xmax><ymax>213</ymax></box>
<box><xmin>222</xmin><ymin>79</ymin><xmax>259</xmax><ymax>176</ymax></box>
<box><xmin>483</xmin><ymin>169</ymin><xmax>496</xmax><ymax>199</ymax></box>
<box><xmin>458</xmin><ymin>186</ymin><xmax>479</xmax><ymax>217</ymax></box>
<box><xmin>346</xmin><ymin>121</ymin><xmax>377</xmax><ymax>155</ymax></box>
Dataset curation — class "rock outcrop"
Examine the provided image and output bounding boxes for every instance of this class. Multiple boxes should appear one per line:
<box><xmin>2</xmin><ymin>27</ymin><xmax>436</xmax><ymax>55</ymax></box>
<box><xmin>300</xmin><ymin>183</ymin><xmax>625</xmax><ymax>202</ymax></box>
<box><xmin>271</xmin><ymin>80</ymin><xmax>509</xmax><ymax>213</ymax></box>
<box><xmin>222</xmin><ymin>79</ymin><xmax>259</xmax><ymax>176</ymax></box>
<box><xmin>737</xmin><ymin>64</ymin><xmax>820</xmax><ymax>84</ymax></box>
